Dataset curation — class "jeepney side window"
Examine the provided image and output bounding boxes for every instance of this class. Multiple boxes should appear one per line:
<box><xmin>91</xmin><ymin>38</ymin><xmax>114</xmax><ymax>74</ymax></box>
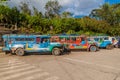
<box><xmin>112</xmin><ymin>38</ymin><xmax>115</xmax><ymax>43</ymax></box>
<box><xmin>55</xmin><ymin>37</ymin><xmax>59</xmax><ymax>42</ymax></box>
<box><xmin>41</xmin><ymin>38</ymin><xmax>49</xmax><ymax>43</ymax></box>
<box><xmin>66</xmin><ymin>37</ymin><xmax>70</xmax><ymax>40</ymax></box>
<box><xmin>94</xmin><ymin>38</ymin><xmax>99</xmax><ymax>41</ymax></box>
<box><xmin>73</xmin><ymin>37</ymin><xmax>76</xmax><ymax>41</ymax></box>
<box><xmin>81</xmin><ymin>37</ymin><xmax>85</xmax><ymax>41</ymax></box>
<box><xmin>15</xmin><ymin>38</ymin><xmax>24</xmax><ymax>41</ymax></box>
<box><xmin>76</xmin><ymin>37</ymin><xmax>79</xmax><ymax>39</ymax></box>
<box><xmin>71</xmin><ymin>37</ymin><xmax>76</xmax><ymax>42</ymax></box>
<box><xmin>15</xmin><ymin>38</ymin><xmax>34</xmax><ymax>41</ymax></box>
<box><xmin>50</xmin><ymin>37</ymin><xmax>55</xmax><ymax>42</ymax></box>
<box><xmin>66</xmin><ymin>37</ymin><xmax>70</xmax><ymax>42</ymax></box>
<box><xmin>112</xmin><ymin>38</ymin><xmax>115</xmax><ymax>41</ymax></box>
<box><xmin>50</xmin><ymin>37</ymin><xmax>58</xmax><ymax>42</ymax></box>
<box><xmin>87</xmin><ymin>38</ymin><xmax>90</xmax><ymax>41</ymax></box>
<box><xmin>60</xmin><ymin>37</ymin><xmax>65</xmax><ymax>42</ymax></box>
<box><xmin>50</xmin><ymin>38</ymin><xmax>53</xmax><ymax>42</ymax></box>
<box><xmin>36</xmin><ymin>37</ymin><xmax>40</xmax><ymax>43</ymax></box>
<box><xmin>80</xmin><ymin>37</ymin><xmax>86</xmax><ymax>44</ymax></box>
<box><xmin>104</xmin><ymin>37</ymin><xmax>108</xmax><ymax>40</ymax></box>
<box><xmin>15</xmin><ymin>38</ymin><xmax>20</xmax><ymax>41</ymax></box>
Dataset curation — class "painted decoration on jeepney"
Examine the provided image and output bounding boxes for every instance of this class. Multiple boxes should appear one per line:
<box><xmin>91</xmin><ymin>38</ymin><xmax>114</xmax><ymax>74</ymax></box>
<box><xmin>25</xmin><ymin>43</ymin><xmax>49</xmax><ymax>51</ymax></box>
<box><xmin>25</xmin><ymin>43</ymin><xmax>33</xmax><ymax>50</ymax></box>
<box><xmin>51</xmin><ymin>35</ymin><xmax>91</xmax><ymax>49</ymax></box>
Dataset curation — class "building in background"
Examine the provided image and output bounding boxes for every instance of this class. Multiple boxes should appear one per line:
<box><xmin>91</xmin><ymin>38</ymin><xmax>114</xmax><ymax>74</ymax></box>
<box><xmin>105</xmin><ymin>0</ymin><xmax>120</xmax><ymax>4</ymax></box>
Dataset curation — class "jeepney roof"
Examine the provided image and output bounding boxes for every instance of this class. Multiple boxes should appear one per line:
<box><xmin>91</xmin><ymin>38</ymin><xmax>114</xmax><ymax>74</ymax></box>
<box><xmin>2</xmin><ymin>34</ymin><xmax>50</xmax><ymax>38</ymax></box>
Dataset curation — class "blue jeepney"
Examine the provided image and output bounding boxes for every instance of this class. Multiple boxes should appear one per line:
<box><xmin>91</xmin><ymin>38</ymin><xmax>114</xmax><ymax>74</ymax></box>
<box><xmin>92</xmin><ymin>36</ymin><xmax>113</xmax><ymax>49</ymax></box>
<box><xmin>2</xmin><ymin>34</ymin><xmax>64</xmax><ymax>56</ymax></box>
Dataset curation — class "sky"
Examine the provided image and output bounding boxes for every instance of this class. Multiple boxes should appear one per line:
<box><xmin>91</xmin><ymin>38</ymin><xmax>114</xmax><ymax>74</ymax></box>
<box><xmin>105</xmin><ymin>0</ymin><xmax>120</xmax><ymax>5</ymax></box>
<box><xmin>6</xmin><ymin>0</ymin><xmax>119</xmax><ymax>17</ymax></box>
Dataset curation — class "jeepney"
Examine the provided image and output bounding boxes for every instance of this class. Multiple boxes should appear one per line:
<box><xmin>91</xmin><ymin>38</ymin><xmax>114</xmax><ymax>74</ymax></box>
<box><xmin>2</xmin><ymin>34</ymin><xmax>64</xmax><ymax>56</ymax></box>
<box><xmin>51</xmin><ymin>35</ymin><xmax>99</xmax><ymax>52</ymax></box>
<box><xmin>91</xmin><ymin>36</ymin><xmax>114</xmax><ymax>49</ymax></box>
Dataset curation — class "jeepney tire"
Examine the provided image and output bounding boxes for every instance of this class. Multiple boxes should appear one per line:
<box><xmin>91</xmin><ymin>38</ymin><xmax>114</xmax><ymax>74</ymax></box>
<box><xmin>89</xmin><ymin>46</ymin><xmax>97</xmax><ymax>52</ymax></box>
<box><xmin>106</xmin><ymin>44</ymin><xmax>113</xmax><ymax>50</ymax></box>
<box><xmin>15</xmin><ymin>48</ymin><xmax>25</xmax><ymax>56</ymax></box>
<box><xmin>52</xmin><ymin>48</ymin><xmax>61</xmax><ymax>56</ymax></box>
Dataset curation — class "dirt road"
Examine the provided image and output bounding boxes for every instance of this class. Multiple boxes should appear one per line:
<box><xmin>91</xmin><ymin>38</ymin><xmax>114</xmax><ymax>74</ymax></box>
<box><xmin>0</xmin><ymin>48</ymin><xmax>120</xmax><ymax>80</ymax></box>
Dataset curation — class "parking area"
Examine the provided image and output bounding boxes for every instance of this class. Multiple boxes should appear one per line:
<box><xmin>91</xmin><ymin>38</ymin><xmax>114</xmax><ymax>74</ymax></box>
<box><xmin>0</xmin><ymin>48</ymin><xmax>120</xmax><ymax>80</ymax></box>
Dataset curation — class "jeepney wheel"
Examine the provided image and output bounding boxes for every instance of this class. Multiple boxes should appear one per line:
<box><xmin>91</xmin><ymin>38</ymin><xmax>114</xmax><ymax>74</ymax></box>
<box><xmin>52</xmin><ymin>48</ymin><xmax>61</xmax><ymax>56</ymax></box>
<box><xmin>15</xmin><ymin>48</ymin><xmax>25</xmax><ymax>56</ymax></box>
<box><xmin>106</xmin><ymin>45</ymin><xmax>113</xmax><ymax>49</ymax></box>
<box><xmin>89</xmin><ymin>46</ymin><xmax>97</xmax><ymax>52</ymax></box>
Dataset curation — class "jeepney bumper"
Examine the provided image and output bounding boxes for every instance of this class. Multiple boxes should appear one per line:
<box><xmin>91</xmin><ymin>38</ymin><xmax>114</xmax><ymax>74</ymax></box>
<box><xmin>2</xmin><ymin>48</ymin><xmax>10</xmax><ymax>51</ymax></box>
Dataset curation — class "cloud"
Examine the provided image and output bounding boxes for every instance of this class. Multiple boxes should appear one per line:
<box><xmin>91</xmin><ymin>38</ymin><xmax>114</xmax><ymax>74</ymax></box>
<box><xmin>7</xmin><ymin>0</ymin><xmax>104</xmax><ymax>17</ymax></box>
<box><xmin>59</xmin><ymin>0</ymin><xmax>104</xmax><ymax>17</ymax></box>
<box><xmin>7</xmin><ymin>0</ymin><xmax>49</xmax><ymax>13</ymax></box>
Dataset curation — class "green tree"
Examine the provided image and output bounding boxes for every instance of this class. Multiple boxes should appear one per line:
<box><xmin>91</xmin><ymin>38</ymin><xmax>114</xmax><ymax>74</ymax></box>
<box><xmin>0</xmin><ymin>5</ymin><xmax>11</xmax><ymax>23</ymax></box>
<box><xmin>90</xmin><ymin>3</ymin><xmax>120</xmax><ymax>26</ymax></box>
<box><xmin>10</xmin><ymin>7</ymin><xmax>20</xmax><ymax>30</ymax></box>
<box><xmin>19</xmin><ymin>2</ymin><xmax>31</xmax><ymax>15</ymax></box>
<box><xmin>0</xmin><ymin>0</ymin><xmax>8</xmax><ymax>1</ymax></box>
<box><xmin>0</xmin><ymin>0</ymin><xmax>8</xmax><ymax>5</ymax></box>
<box><xmin>33</xmin><ymin>6</ymin><xmax>43</xmax><ymax>18</ymax></box>
<box><xmin>90</xmin><ymin>3</ymin><xmax>111</xmax><ymax>20</ymax></box>
<box><xmin>61</xmin><ymin>11</ymin><xmax>72</xmax><ymax>18</ymax></box>
<box><xmin>45</xmin><ymin>0</ymin><xmax>61</xmax><ymax>18</ymax></box>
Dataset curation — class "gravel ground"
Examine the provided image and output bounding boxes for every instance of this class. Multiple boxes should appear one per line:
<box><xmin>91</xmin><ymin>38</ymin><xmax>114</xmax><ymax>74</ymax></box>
<box><xmin>0</xmin><ymin>48</ymin><xmax>120</xmax><ymax>80</ymax></box>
